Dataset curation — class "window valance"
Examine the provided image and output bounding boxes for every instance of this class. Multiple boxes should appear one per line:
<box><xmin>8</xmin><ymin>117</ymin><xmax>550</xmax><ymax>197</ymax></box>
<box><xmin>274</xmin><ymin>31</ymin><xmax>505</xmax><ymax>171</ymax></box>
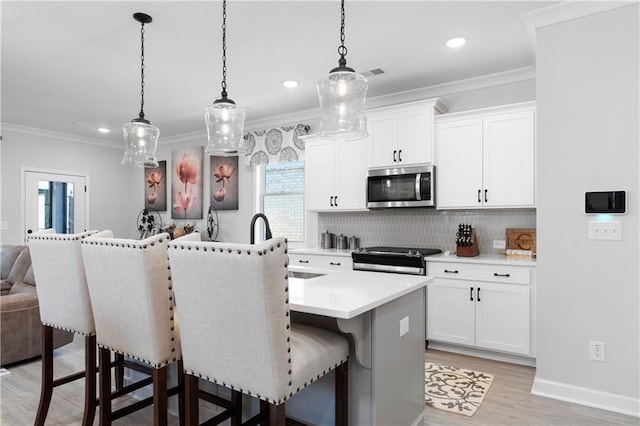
<box><xmin>243</xmin><ymin>124</ymin><xmax>310</xmax><ymax>167</ymax></box>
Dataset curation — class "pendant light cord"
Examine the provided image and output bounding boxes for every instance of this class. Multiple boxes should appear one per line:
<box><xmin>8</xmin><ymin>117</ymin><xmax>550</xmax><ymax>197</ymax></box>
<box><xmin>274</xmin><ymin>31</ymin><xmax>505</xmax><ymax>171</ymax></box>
<box><xmin>337</xmin><ymin>0</ymin><xmax>348</xmax><ymax>67</ymax></box>
<box><xmin>220</xmin><ymin>0</ymin><xmax>228</xmax><ymax>99</ymax></box>
<box><xmin>139</xmin><ymin>21</ymin><xmax>146</xmax><ymax>120</ymax></box>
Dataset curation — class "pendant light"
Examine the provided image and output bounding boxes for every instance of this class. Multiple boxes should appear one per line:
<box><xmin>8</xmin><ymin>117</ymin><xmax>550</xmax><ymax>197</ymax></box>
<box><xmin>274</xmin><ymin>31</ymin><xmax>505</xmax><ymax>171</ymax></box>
<box><xmin>204</xmin><ymin>0</ymin><xmax>246</xmax><ymax>156</ymax></box>
<box><xmin>313</xmin><ymin>0</ymin><xmax>368</xmax><ymax>141</ymax></box>
<box><xmin>122</xmin><ymin>13</ymin><xmax>159</xmax><ymax>167</ymax></box>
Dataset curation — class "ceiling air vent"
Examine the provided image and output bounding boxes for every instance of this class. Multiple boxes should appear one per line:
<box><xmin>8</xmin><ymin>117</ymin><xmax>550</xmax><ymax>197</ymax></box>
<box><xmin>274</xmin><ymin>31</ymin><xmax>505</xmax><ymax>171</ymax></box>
<box><xmin>360</xmin><ymin>68</ymin><xmax>385</xmax><ymax>78</ymax></box>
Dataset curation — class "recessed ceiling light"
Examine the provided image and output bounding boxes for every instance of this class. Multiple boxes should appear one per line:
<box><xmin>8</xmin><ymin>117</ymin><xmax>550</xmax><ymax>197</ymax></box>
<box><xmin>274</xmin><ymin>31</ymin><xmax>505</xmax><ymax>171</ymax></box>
<box><xmin>97</xmin><ymin>127</ymin><xmax>110</xmax><ymax>134</ymax></box>
<box><xmin>282</xmin><ymin>80</ymin><xmax>299</xmax><ymax>89</ymax></box>
<box><xmin>446</xmin><ymin>37</ymin><xmax>467</xmax><ymax>48</ymax></box>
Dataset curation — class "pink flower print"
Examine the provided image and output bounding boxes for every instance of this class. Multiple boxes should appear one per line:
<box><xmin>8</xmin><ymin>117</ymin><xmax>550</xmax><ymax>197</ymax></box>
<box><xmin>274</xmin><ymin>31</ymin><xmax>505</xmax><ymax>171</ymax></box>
<box><xmin>173</xmin><ymin>189</ymin><xmax>196</xmax><ymax>216</ymax></box>
<box><xmin>213</xmin><ymin>187</ymin><xmax>226</xmax><ymax>202</ymax></box>
<box><xmin>176</xmin><ymin>153</ymin><xmax>199</xmax><ymax>185</ymax></box>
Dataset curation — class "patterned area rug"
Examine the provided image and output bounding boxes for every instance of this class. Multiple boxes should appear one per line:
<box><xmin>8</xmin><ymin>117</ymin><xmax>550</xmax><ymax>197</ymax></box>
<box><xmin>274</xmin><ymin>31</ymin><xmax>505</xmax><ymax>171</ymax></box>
<box><xmin>425</xmin><ymin>362</ymin><xmax>493</xmax><ymax>417</ymax></box>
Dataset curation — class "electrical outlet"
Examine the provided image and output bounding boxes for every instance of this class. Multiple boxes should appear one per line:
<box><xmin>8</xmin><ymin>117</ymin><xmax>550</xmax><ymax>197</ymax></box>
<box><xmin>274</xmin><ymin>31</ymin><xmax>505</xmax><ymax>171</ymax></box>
<box><xmin>589</xmin><ymin>221</ymin><xmax>622</xmax><ymax>240</ymax></box>
<box><xmin>493</xmin><ymin>240</ymin><xmax>506</xmax><ymax>249</ymax></box>
<box><xmin>399</xmin><ymin>316</ymin><xmax>409</xmax><ymax>337</ymax></box>
<box><xmin>589</xmin><ymin>341</ymin><xmax>606</xmax><ymax>362</ymax></box>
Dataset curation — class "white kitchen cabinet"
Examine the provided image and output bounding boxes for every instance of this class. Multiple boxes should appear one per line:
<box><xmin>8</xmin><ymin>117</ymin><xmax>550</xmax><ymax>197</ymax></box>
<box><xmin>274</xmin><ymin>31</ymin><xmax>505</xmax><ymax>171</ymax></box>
<box><xmin>436</xmin><ymin>102</ymin><xmax>535</xmax><ymax>209</ymax></box>
<box><xmin>305</xmin><ymin>138</ymin><xmax>368</xmax><ymax>211</ymax></box>
<box><xmin>288</xmin><ymin>251</ymin><xmax>352</xmax><ymax>274</ymax></box>
<box><xmin>368</xmin><ymin>99</ymin><xmax>447</xmax><ymax>169</ymax></box>
<box><xmin>427</xmin><ymin>260</ymin><xmax>532</xmax><ymax>356</ymax></box>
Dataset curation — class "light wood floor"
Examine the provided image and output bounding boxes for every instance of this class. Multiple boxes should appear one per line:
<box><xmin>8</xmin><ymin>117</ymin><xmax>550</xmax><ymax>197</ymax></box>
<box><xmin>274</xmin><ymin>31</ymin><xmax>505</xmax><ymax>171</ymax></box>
<box><xmin>1</xmin><ymin>338</ymin><xmax>638</xmax><ymax>425</ymax></box>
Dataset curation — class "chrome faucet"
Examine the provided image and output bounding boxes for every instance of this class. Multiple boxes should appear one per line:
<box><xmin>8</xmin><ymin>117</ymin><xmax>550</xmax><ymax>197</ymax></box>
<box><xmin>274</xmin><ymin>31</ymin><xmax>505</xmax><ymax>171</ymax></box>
<box><xmin>250</xmin><ymin>213</ymin><xmax>273</xmax><ymax>244</ymax></box>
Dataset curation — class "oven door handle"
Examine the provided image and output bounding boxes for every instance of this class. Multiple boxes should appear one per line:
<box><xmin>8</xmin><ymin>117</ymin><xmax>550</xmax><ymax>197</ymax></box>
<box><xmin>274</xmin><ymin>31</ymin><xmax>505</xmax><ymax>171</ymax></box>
<box><xmin>415</xmin><ymin>173</ymin><xmax>422</xmax><ymax>200</ymax></box>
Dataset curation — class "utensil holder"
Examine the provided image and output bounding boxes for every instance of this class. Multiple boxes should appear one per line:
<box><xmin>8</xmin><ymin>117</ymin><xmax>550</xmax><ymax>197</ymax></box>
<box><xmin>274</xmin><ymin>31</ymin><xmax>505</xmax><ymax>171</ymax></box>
<box><xmin>457</xmin><ymin>230</ymin><xmax>480</xmax><ymax>257</ymax></box>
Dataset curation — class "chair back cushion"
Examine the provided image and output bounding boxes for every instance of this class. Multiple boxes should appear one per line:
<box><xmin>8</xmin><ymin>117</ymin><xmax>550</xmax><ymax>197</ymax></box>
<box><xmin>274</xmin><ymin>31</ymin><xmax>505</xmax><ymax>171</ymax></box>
<box><xmin>81</xmin><ymin>233</ymin><xmax>179</xmax><ymax>367</ymax></box>
<box><xmin>168</xmin><ymin>237</ymin><xmax>290</xmax><ymax>400</ymax></box>
<box><xmin>28</xmin><ymin>231</ymin><xmax>98</xmax><ymax>335</ymax></box>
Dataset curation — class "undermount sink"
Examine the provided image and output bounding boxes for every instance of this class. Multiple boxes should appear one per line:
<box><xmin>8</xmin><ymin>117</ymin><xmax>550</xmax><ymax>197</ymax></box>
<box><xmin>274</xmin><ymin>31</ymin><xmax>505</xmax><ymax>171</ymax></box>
<box><xmin>288</xmin><ymin>271</ymin><xmax>325</xmax><ymax>279</ymax></box>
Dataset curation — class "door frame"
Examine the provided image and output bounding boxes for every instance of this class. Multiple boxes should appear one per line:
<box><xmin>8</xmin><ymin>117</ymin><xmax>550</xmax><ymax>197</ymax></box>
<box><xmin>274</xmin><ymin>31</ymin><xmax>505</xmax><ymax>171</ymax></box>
<box><xmin>20</xmin><ymin>166</ymin><xmax>90</xmax><ymax>242</ymax></box>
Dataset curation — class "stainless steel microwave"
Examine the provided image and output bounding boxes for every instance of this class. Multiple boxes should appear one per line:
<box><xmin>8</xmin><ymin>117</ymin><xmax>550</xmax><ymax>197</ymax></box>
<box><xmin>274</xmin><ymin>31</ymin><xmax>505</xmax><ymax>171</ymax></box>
<box><xmin>367</xmin><ymin>165</ymin><xmax>435</xmax><ymax>208</ymax></box>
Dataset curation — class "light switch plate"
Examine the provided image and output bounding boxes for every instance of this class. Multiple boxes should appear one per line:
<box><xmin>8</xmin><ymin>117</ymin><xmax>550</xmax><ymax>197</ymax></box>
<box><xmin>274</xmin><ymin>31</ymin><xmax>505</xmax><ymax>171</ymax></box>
<box><xmin>399</xmin><ymin>316</ymin><xmax>409</xmax><ymax>337</ymax></box>
<box><xmin>589</xmin><ymin>220</ymin><xmax>622</xmax><ymax>240</ymax></box>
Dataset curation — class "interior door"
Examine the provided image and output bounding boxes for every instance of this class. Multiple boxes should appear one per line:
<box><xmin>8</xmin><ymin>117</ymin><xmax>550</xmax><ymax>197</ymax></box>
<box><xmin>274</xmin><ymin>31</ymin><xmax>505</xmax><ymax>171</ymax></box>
<box><xmin>24</xmin><ymin>170</ymin><xmax>87</xmax><ymax>241</ymax></box>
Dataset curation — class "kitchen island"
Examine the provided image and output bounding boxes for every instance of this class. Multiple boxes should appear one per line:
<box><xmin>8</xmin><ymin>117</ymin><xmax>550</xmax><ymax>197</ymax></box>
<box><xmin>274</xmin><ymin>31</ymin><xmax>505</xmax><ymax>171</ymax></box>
<box><xmin>285</xmin><ymin>270</ymin><xmax>432</xmax><ymax>426</ymax></box>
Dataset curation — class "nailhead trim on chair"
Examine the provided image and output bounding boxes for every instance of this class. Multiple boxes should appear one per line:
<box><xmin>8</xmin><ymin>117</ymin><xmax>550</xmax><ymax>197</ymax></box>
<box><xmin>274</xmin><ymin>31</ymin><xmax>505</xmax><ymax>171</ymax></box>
<box><xmin>83</xmin><ymin>234</ymin><xmax>178</xmax><ymax>366</ymax></box>
<box><xmin>42</xmin><ymin>322</ymin><xmax>96</xmax><ymax>337</ymax></box>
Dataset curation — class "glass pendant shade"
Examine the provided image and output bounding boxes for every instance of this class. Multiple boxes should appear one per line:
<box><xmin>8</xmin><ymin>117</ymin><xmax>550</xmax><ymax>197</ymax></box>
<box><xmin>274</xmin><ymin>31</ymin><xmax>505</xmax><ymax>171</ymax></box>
<box><xmin>317</xmin><ymin>70</ymin><xmax>368</xmax><ymax>141</ymax></box>
<box><xmin>204</xmin><ymin>100</ymin><xmax>246</xmax><ymax>156</ymax></box>
<box><xmin>122</xmin><ymin>120</ymin><xmax>160</xmax><ymax>167</ymax></box>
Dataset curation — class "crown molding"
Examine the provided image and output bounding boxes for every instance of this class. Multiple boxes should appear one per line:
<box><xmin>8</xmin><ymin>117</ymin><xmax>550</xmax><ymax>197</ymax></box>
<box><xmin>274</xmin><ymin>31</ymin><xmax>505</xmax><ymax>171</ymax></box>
<box><xmin>522</xmin><ymin>1</ymin><xmax>637</xmax><ymax>30</ymax></box>
<box><xmin>244</xmin><ymin>66</ymin><xmax>536</xmax><ymax>131</ymax></box>
<box><xmin>1</xmin><ymin>122</ymin><xmax>120</xmax><ymax>149</ymax></box>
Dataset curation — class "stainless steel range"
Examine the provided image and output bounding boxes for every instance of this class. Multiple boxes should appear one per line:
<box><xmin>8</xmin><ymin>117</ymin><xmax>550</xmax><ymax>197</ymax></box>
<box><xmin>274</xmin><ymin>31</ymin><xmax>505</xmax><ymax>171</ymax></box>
<box><xmin>351</xmin><ymin>246</ymin><xmax>442</xmax><ymax>275</ymax></box>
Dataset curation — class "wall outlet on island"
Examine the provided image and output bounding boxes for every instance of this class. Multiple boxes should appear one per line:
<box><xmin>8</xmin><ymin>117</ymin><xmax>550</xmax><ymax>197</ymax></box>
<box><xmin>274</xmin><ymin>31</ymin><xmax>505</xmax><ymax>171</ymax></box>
<box><xmin>589</xmin><ymin>341</ymin><xmax>606</xmax><ymax>362</ymax></box>
<box><xmin>399</xmin><ymin>316</ymin><xmax>409</xmax><ymax>338</ymax></box>
<box><xmin>493</xmin><ymin>240</ymin><xmax>506</xmax><ymax>249</ymax></box>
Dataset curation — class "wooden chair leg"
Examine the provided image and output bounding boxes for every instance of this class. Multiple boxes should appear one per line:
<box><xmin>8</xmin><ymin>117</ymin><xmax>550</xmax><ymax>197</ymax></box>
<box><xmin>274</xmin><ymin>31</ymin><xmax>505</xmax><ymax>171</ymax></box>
<box><xmin>335</xmin><ymin>361</ymin><xmax>348</xmax><ymax>426</ymax></box>
<box><xmin>230</xmin><ymin>389</ymin><xmax>242</xmax><ymax>426</ymax></box>
<box><xmin>99</xmin><ymin>347</ymin><xmax>112</xmax><ymax>425</ymax></box>
<box><xmin>184</xmin><ymin>374</ymin><xmax>199</xmax><ymax>426</ymax></box>
<box><xmin>114</xmin><ymin>353</ymin><xmax>125</xmax><ymax>391</ymax></box>
<box><xmin>82</xmin><ymin>335</ymin><xmax>97</xmax><ymax>426</ymax></box>
<box><xmin>269</xmin><ymin>403</ymin><xmax>285</xmax><ymax>426</ymax></box>
<box><xmin>259</xmin><ymin>400</ymin><xmax>269</xmax><ymax>426</ymax></box>
<box><xmin>34</xmin><ymin>325</ymin><xmax>54</xmax><ymax>426</ymax></box>
<box><xmin>177</xmin><ymin>360</ymin><xmax>185</xmax><ymax>426</ymax></box>
<box><xmin>153</xmin><ymin>366</ymin><xmax>168</xmax><ymax>426</ymax></box>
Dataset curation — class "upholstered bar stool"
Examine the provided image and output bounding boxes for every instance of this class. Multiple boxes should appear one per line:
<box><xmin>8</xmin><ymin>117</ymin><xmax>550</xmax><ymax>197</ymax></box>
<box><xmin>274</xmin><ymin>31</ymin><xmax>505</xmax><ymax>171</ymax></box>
<box><xmin>81</xmin><ymin>231</ymin><xmax>183</xmax><ymax>426</ymax></box>
<box><xmin>28</xmin><ymin>229</ymin><xmax>104</xmax><ymax>426</ymax></box>
<box><xmin>168</xmin><ymin>236</ymin><xmax>349</xmax><ymax>426</ymax></box>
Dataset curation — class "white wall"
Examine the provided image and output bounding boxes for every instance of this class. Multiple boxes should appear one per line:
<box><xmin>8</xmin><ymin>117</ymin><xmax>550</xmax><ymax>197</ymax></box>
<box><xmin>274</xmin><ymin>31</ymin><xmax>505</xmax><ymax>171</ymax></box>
<box><xmin>0</xmin><ymin>126</ymin><xmax>139</xmax><ymax>244</ymax></box>
<box><xmin>534</xmin><ymin>4</ymin><xmax>639</xmax><ymax>413</ymax></box>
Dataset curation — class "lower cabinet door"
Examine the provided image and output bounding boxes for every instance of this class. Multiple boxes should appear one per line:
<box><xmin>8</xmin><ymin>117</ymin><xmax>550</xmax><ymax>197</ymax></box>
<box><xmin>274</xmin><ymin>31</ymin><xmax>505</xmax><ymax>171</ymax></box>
<box><xmin>427</xmin><ymin>279</ymin><xmax>475</xmax><ymax>346</ymax></box>
<box><xmin>475</xmin><ymin>282</ymin><xmax>530</xmax><ymax>355</ymax></box>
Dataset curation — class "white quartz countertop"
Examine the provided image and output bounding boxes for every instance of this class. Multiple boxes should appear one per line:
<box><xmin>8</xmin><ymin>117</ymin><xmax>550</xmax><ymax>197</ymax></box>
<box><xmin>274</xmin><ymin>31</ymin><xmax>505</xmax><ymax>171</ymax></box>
<box><xmin>289</xmin><ymin>248</ymin><xmax>353</xmax><ymax>257</ymax></box>
<box><xmin>289</xmin><ymin>270</ymin><xmax>432</xmax><ymax>319</ymax></box>
<box><xmin>426</xmin><ymin>253</ymin><xmax>536</xmax><ymax>267</ymax></box>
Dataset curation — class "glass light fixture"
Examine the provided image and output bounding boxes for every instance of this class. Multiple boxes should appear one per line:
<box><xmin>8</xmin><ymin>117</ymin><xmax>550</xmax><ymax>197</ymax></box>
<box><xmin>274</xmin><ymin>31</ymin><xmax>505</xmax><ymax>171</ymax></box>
<box><xmin>122</xmin><ymin>13</ymin><xmax>159</xmax><ymax>168</ymax></box>
<box><xmin>205</xmin><ymin>0</ymin><xmax>246</xmax><ymax>156</ymax></box>
<box><xmin>313</xmin><ymin>0</ymin><xmax>368</xmax><ymax>141</ymax></box>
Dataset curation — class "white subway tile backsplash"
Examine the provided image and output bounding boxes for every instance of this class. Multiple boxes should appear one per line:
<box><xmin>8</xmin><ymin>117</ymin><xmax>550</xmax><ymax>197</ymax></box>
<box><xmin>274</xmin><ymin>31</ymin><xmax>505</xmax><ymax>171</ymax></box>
<box><xmin>318</xmin><ymin>209</ymin><xmax>536</xmax><ymax>254</ymax></box>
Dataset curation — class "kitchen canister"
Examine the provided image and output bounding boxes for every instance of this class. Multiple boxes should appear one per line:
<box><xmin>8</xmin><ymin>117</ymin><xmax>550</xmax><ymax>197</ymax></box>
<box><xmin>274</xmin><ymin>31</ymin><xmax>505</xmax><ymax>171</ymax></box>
<box><xmin>320</xmin><ymin>230</ymin><xmax>335</xmax><ymax>249</ymax></box>
<box><xmin>336</xmin><ymin>234</ymin><xmax>348</xmax><ymax>250</ymax></box>
<box><xmin>348</xmin><ymin>235</ymin><xmax>360</xmax><ymax>250</ymax></box>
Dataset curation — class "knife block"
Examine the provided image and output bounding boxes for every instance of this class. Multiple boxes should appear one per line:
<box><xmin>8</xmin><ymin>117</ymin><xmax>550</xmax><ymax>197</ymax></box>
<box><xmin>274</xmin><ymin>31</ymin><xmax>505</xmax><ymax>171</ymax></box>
<box><xmin>456</xmin><ymin>230</ymin><xmax>480</xmax><ymax>257</ymax></box>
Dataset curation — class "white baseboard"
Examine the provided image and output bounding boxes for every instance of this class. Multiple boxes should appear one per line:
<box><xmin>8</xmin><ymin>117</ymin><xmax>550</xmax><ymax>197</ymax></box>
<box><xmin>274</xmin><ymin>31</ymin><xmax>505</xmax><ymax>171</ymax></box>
<box><xmin>532</xmin><ymin>377</ymin><xmax>640</xmax><ymax>418</ymax></box>
<box><xmin>427</xmin><ymin>341</ymin><xmax>536</xmax><ymax>367</ymax></box>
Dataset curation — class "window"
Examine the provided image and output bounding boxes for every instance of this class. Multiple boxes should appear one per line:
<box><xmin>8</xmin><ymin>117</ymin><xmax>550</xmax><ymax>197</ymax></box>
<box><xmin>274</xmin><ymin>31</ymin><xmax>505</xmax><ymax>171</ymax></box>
<box><xmin>263</xmin><ymin>161</ymin><xmax>304</xmax><ymax>242</ymax></box>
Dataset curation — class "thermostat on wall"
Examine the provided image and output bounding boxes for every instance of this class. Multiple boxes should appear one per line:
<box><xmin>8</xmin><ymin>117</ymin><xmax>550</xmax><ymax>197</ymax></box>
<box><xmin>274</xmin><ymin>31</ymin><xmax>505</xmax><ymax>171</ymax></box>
<box><xmin>585</xmin><ymin>191</ymin><xmax>626</xmax><ymax>214</ymax></box>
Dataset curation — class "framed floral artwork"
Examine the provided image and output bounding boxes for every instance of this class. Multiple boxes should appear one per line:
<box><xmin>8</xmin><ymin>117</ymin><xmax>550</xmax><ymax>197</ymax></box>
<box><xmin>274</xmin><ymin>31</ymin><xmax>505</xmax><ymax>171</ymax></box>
<box><xmin>144</xmin><ymin>161</ymin><xmax>167</xmax><ymax>211</ymax></box>
<box><xmin>210</xmin><ymin>156</ymin><xmax>239</xmax><ymax>210</ymax></box>
<box><xmin>172</xmin><ymin>147</ymin><xmax>203</xmax><ymax>219</ymax></box>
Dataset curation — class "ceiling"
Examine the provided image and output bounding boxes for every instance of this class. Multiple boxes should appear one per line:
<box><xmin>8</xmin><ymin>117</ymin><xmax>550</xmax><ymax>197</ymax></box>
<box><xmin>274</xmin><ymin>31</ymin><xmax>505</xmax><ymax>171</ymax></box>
<box><xmin>1</xmin><ymin>1</ymin><xmax>553</xmax><ymax>147</ymax></box>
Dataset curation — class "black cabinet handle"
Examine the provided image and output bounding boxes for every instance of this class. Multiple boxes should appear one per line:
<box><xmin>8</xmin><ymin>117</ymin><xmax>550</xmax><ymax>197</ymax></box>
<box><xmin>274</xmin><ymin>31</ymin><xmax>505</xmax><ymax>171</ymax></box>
<box><xmin>477</xmin><ymin>287</ymin><xmax>481</xmax><ymax>302</ymax></box>
<box><xmin>393</xmin><ymin>150</ymin><xmax>397</xmax><ymax>162</ymax></box>
<box><xmin>470</xmin><ymin>287</ymin><xmax>474</xmax><ymax>301</ymax></box>
<box><xmin>494</xmin><ymin>273</ymin><xmax>511</xmax><ymax>277</ymax></box>
<box><xmin>298</xmin><ymin>260</ymin><xmax>309</xmax><ymax>264</ymax></box>
<box><xmin>330</xmin><ymin>196</ymin><xmax>334</xmax><ymax>207</ymax></box>
<box><xmin>478</xmin><ymin>189</ymin><xmax>481</xmax><ymax>203</ymax></box>
<box><xmin>444</xmin><ymin>269</ymin><xmax>459</xmax><ymax>274</ymax></box>
<box><xmin>334</xmin><ymin>196</ymin><xmax>338</xmax><ymax>207</ymax></box>
<box><xmin>398</xmin><ymin>149</ymin><xmax>402</xmax><ymax>162</ymax></box>
<box><xmin>484</xmin><ymin>189</ymin><xmax>488</xmax><ymax>203</ymax></box>
<box><xmin>330</xmin><ymin>262</ymin><xmax>341</xmax><ymax>266</ymax></box>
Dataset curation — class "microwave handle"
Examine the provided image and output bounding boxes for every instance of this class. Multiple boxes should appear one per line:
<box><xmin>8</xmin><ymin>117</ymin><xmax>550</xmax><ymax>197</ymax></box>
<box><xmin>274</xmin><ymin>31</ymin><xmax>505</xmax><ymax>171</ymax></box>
<box><xmin>415</xmin><ymin>173</ymin><xmax>422</xmax><ymax>200</ymax></box>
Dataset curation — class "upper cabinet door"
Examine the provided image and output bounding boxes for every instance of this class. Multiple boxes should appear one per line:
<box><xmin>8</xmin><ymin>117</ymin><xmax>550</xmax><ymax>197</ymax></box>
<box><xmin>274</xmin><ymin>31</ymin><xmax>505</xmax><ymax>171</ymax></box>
<box><xmin>398</xmin><ymin>107</ymin><xmax>434</xmax><ymax>166</ymax></box>
<box><xmin>482</xmin><ymin>110</ymin><xmax>535</xmax><ymax>207</ymax></box>
<box><xmin>368</xmin><ymin>113</ymin><xmax>398</xmax><ymax>169</ymax></box>
<box><xmin>305</xmin><ymin>140</ymin><xmax>336</xmax><ymax>211</ymax></box>
<box><xmin>436</xmin><ymin>118</ymin><xmax>483</xmax><ymax>208</ymax></box>
<box><xmin>335</xmin><ymin>138</ymin><xmax>368</xmax><ymax>210</ymax></box>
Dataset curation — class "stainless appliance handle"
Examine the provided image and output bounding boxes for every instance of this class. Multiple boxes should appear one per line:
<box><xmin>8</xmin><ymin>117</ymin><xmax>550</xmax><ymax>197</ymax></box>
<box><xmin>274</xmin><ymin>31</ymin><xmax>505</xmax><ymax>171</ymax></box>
<box><xmin>415</xmin><ymin>173</ymin><xmax>421</xmax><ymax>200</ymax></box>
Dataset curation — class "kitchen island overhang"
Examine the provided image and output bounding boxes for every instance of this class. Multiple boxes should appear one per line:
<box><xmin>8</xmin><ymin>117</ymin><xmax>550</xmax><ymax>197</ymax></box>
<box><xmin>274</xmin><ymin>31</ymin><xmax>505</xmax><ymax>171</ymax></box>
<box><xmin>287</xmin><ymin>270</ymin><xmax>433</xmax><ymax>426</ymax></box>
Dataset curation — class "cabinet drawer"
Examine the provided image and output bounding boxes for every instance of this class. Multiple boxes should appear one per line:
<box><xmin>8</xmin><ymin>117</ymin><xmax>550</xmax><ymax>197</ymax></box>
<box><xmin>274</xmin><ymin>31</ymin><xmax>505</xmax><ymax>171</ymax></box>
<box><xmin>289</xmin><ymin>254</ymin><xmax>351</xmax><ymax>273</ymax></box>
<box><xmin>428</xmin><ymin>262</ymin><xmax>531</xmax><ymax>285</ymax></box>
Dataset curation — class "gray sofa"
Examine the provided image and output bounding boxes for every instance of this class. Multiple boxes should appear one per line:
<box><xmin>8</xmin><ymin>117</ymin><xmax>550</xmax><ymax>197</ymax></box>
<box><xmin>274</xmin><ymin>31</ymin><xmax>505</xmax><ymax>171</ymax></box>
<box><xmin>1</xmin><ymin>245</ymin><xmax>74</xmax><ymax>366</ymax></box>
